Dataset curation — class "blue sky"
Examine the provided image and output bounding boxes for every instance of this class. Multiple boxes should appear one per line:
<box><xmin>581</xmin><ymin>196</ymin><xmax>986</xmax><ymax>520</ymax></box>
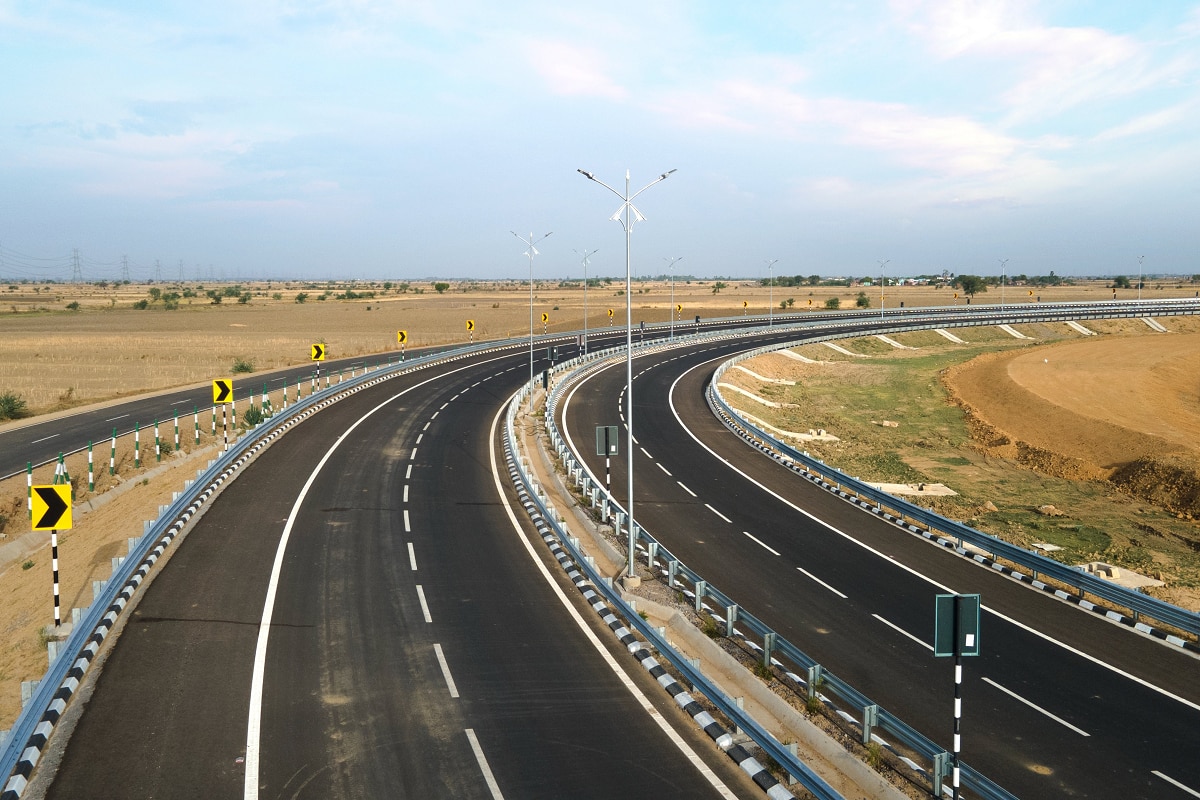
<box><xmin>2</xmin><ymin>1</ymin><xmax>1198</xmax><ymax>281</ymax></box>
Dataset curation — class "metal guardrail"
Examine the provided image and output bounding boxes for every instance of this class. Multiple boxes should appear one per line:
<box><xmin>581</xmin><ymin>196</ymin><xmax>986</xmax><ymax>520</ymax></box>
<box><xmin>708</xmin><ymin>301</ymin><xmax>1200</xmax><ymax>642</ymax></box>
<box><xmin>538</xmin><ymin>335</ymin><xmax>1013</xmax><ymax>799</ymax></box>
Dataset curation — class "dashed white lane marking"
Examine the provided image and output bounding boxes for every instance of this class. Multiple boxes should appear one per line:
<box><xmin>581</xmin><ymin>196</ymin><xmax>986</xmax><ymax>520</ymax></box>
<box><xmin>404</xmin><ymin>509</ymin><xmax>411</xmax><ymax>533</ymax></box>
<box><xmin>872</xmin><ymin>614</ymin><xmax>931</xmax><ymax>651</ymax></box>
<box><xmin>406</xmin><ymin>465</ymin><xmax>412</xmax><ymax>480</ymax></box>
<box><xmin>705</xmin><ymin>504</ymin><xmax>731</xmax><ymax>523</ymax></box>
<box><xmin>31</xmin><ymin>433</ymin><xmax>59</xmax><ymax>443</ymax></box>
<box><xmin>440</xmin><ymin>402</ymin><xmax>449</xmax><ymax>410</ymax></box>
<box><xmin>465</xmin><ymin>729</ymin><xmax>504</xmax><ymax>800</ymax></box>
<box><xmin>1153</xmin><ymin>771</ymin><xmax>1200</xmax><ymax>797</ymax></box>
<box><xmin>403</xmin><ymin>485</ymin><xmax>409</xmax><ymax>503</ymax></box>
<box><xmin>433</xmin><ymin>643</ymin><xmax>460</xmax><ymax>698</ymax></box>
<box><xmin>416</xmin><ymin>585</ymin><xmax>433</xmax><ymax>622</ymax></box>
<box><xmin>742</xmin><ymin>531</ymin><xmax>780</xmax><ymax>556</ymax></box>
<box><xmin>677</xmin><ymin>481</ymin><xmax>696</xmax><ymax>497</ymax></box>
<box><xmin>423</xmin><ymin>421</ymin><xmax>431</xmax><ymax>431</ymax></box>
<box><xmin>410</xmin><ymin>447</ymin><xmax>418</xmax><ymax>460</ymax></box>
<box><xmin>982</xmin><ymin>678</ymin><xmax>1090</xmax><ymax>737</ymax></box>
<box><xmin>105</xmin><ymin>413</ymin><xmax>129</xmax><ymax>422</ymax></box>
<box><xmin>408</xmin><ymin>542</ymin><xmax>418</xmax><ymax>571</ymax></box>
<box><xmin>640</xmin><ymin>447</ymin><xmax>652</xmax><ymax>459</ymax></box>
<box><xmin>416</xmin><ymin>433</ymin><xmax>424</xmax><ymax>444</ymax></box>
<box><xmin>431</xmin><ymin>411</ymin><xmax>439</xmax><ymax>420</ymax></box>
<box><xmin>656</xmin><ymin>463</ymin><xmax>672</xmax><ymax>476</ymax></box>
<box><xmin>797</xmin><ymin>566</ymin><xmax>848</xmax><ymax>599</ymax></box>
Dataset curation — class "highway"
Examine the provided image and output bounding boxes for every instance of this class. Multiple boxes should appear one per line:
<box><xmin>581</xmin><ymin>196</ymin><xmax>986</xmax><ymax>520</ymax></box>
<box><xmin>558</xmin><ymin>329</ymin><xmax>1200</xmax><ymax>799</ymax></box>
<box><xmin>36</xmin><ymin>348</ymin><xmax>749</xmax><ymax>799</ymax></box>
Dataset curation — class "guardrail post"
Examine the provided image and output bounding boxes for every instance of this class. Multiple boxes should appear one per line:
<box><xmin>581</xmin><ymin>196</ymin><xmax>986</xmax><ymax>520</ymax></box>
<box><xmin>726</xmin><ymin>604</ymin><xmax>739</xmax><ymax>637</ymax></box>
<box><xmin>694</xmin><ymin>580</ymin><xmax>707</xmax><ymax>612</ymax></box>
<box><xmin>762</xmin><ymin>631</ymin><xmax>777</xmax><ymax>667</ymax></box>
<box><xmin>933</xmin><ymin>751</ymin><xmax>952</xmax><ymax>796</ymax></box>
<box><xmin>646</xmin><ymin>541</ymin><xmax>658</xmax><ymax>570</ymax></box>
<box><xmin>861</xmin><ymin>704</ymin><xmax>879</xmax><ymax>746</ymax></box>
<box><xmin>806</xmin><ymin>664</ymin><xmax>823</xmax><ymax>699</ymax></box>
<box><xmin>668</xmin><ymin>559</ymin><xmax>679</xmax><ymax>589</ymax></box>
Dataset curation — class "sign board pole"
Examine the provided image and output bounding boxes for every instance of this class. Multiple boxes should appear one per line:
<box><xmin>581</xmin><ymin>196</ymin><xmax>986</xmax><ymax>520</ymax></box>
<box><xmin>51</xmin><ymin>529</ymin><xmax>60</xmax><ymax>626</ymax></box>
<box><xmin>223</xmin><ymin>404</ymin><xmax>228</xmax><ymax>452</ymax></box>
<box><xmin>934</xmin><ymin>592</ymin><xmax>980</xmax><ymax>800</ymax></box>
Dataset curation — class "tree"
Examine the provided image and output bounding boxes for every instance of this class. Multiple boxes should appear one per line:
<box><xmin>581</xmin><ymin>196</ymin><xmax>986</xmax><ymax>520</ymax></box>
<box><xmin>855</xmin><ymin>291</ymin><xmax>871</xmax><ymax>308</ymax></box>
<box><xmin>433</xmin><ymin>282</ymin><xmax>450</xmax><ymax>294</ymax></box>
<box><xmin>1112</xmin><ymin>275</ymin><xmax>1131</xmax><ymax>289</ymax></box>
<box><xmin>294</xmin><ymin>292</ymin><xmax>309</xmax><ymax>304</ymax></box>
<box><xmin>955</xmin><ymin>275</ymin><xmax>987</xmax><ymax>296</ymax></box>
<box><xmin>824</xmin><ymin>297</ymin><xmax>840</xmax><ymax>310</ymax></box>
<box><xmin>807</xmin><ymin>275</ymin><xmax>821</xmax><ymax>286</ymax></box>
<box><xmin>711</xmin><ymin>281</ymin><xmax>727</xmax><ymax>294</ymax></box>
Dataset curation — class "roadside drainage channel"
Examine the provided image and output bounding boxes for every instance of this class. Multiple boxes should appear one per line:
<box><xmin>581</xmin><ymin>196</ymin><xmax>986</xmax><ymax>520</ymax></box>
<box><xmin>0</xmin><ymin>340</ymin><xmax>526</xmax><ymax>799</ymax></box>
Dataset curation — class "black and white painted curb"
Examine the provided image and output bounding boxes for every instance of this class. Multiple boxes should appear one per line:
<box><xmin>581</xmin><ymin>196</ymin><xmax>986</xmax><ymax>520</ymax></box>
<box><xmin>503</xmin><ymin>409</ymin><xmax>805</xmax><ymax>800</ymax></box>
<box><xmin>709</xmin><ymin>390</ymin><xmax>1200</xmax><ymax>658</ymax></box>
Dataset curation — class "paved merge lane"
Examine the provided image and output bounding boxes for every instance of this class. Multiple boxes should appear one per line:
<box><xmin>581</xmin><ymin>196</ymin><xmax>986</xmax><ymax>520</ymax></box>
<box><xmin>41</xmin><ymin>350</ymin><xmax>743</xmax><ymax>799</ymax></box>
<box><xmin>560</xmin><ymin>339</ymin><xmax>1200</xmax><ymax>799</ymax></box>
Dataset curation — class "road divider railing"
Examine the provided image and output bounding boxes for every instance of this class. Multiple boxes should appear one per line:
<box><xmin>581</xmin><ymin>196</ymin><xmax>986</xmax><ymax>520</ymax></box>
<box><xmin>706</xmin><ymin>302</ymin><xmax>1200</xmax><ymax>649</ymax></box>
<box><xmin>0</xmin><ymin>336</ymin><xmax>547</xmax><ymax>800</ymax></box>
<box><xmin>533</xmin><ymin>334</ymin><xmax>1015</xmax><ymax>799</ymax></box>
<box><xmin>504</xmin><ymin>383</ymin><xmax>840</xmax><ymax>800</ymax></box>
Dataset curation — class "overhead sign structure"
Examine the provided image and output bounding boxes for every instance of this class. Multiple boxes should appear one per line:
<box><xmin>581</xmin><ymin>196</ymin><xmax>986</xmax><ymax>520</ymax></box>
<box><xmin>934</xmin><ymin>593</ymin><xmax>981</xmax><ymax>657</ymax></box>
<box><xmin>31</xmin><ymin>485</ymin><xmax>72</xmax><ymax>530</ymax></box>
<box><xmin>595</xmin><ymin>425</ymin><xmax>619</xmax><ymax>456</ymax></box>
<box><xmin>311</xmin><ymin>343</ymin><xmax>325</xmax><ymax>361</ymax></box>
<box><xmin>397</xmin><ymin>330</ymin><xmax>408</xmax><ymax>344</ymax></box>
<box><xmin>466</xmin><ymin>319</ymin><xmax>475</xmax><ymax>332</ymax></box>
<box><xmin>212</xmin><ymin>380</ymin><xmax>233</xmax><ymax>404</ymax></box>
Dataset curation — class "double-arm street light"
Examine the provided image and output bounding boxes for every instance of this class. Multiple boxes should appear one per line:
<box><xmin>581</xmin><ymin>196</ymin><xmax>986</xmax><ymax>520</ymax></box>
<box><xmin>878</xmin><ymin>259</ymin><xmax>890</xmax><ymax>320</ymax></box>
<box><xmin>664</xmin><ymin>256</ymin><xmax>683</xmax><ymax>340</ymax></box>
<box><xmin>765</xmin><ymin>259</ymin><xmax>778</xmax><ymax>327</ymax></box>
<box><xmin>999</xmin><ymin>259</ymin><xmax>1009</xmax><ymax>306</ymax></box>
<box><xmin>578</xmin><ymin>167</ymin><xmax>676</xmax><ymax>580</ymax></box>
<box><xmin>1138</xmin><ymin>255</ymin><xmax>1145</xmax><ymax>301</ymax></box>
<box><xmin>574</xmin><ymin>248</ymin><xmax>599</xmax><ymax>355</ymax></box>
<box><xmin>512</xmin><ymin>230</ymin><xmax>553</xmax><ymax>412</ymax></box>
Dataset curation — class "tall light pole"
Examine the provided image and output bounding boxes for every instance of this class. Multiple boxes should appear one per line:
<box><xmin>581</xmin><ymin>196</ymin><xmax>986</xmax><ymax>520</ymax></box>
<box><xmin>765</xmin><ymin>259</ymin><xmax>778</xmax><ymax>327</ymax></box>
<box><xmin>878</xmin><ymin>259</ymin><xmax>890</xmax><ymax>320</ymax></box>
<box><xmin>574</xmin><ymin>248</ymin><xmax>598</xmax><ymax>355</ymax></box>
<box><xmin>664</xmin><ymin>256</ymin><xmax>683</xmax><ymax>340</ymax></box>
<box><xmin>1137</xmin><ymin>255</ymin><xmax>1145</xmax><ymax>301</ymax></box>
<box><xmin>512</xmin><ymin>230</ymin><xmax>553</xmax><ymax>412</ymax></box>
<box><xmin>999</xmin><ymin>259</ymin><xmax>1009</xmax><ymax>306</ymax></box>
<box><xmin>578</xmin><ymin>167</ymin><xmax>676</xmax><ymax>580</ymax></box>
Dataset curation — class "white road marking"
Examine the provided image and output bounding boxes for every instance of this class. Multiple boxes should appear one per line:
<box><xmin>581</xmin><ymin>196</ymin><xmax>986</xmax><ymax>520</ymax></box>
<box><xmin>104</xmin><ymin>414</ymin><xmax>129</xmax><ymax>422</ymax></box>
<box><xmin>410</xmin><ymin>447</ymin><xmax>418</xmax><ymax>460</ymax></box>
<box><xmin>640</xmin><ymin>447</ymin><xmax>652</xmax><ymax>459</ymax></box>
<box><xmin>486</xmin><ymin>398</ymin><xmax>737</xmax><ymax>799</ymax></box>
<box><xmin>677</xmin><ymin>481</ymin><xmax>696</xmax><ymax>497</ymax></box>
<box><xmin>404</xmin><ymin>509</ymin><xmax>411</xmax><ymax>533</ymax></box>
<box><xmin>797</xmin><ymin>566</ymin><xmax>848</xmax><ymax>599</ymax></box>
<box><xmin>170</xmin><ymin>398</ymin><xmax>191</xmax><ymax>405</ymax></box>
<box><xmin>406</xmin><ymin>465</ymin><xmax>412</xmax><ymax>480</ymax></box>
<box><xmin>433</xmin><ymin>643</ymin><xmax>459</xmax><ymax>698</ymax></box>
<box><xmin>982</xmin><ymin>678</ymin><xmax>1090</xmax><ymax>736</ymax></box>
<box><xmin>705</xmin><ymin>504</ymin><xmax>731</xmax><ymax>523</ymax></box>
<box><xmin>1153</xmin><ymin>771</ymin><xmax>1200</xmax><ymax>797</ymax></box>
<box><xmin>416</xmin><ymin>433</ymin><xmax>423</xmax><ymax>444</ymax></box>
<box><xmin>656</xmin><ymin>463</ymin><xmax>672</xmax><ymax>476</ymax></box>
<box><xmin>872</xmin><ymin>614</ymin><xmax>932</xmax><ymax>651</ymax></box>
<box><xmin>408</xmin><ymin>542</ymin><xmax>417</xmax><ymax>571</ymax></box>
<box><xmin>742</xmin><ymin>531</ymin><xmax>780</xmax><ymax>556</ymax></box>
<box><xmin>440</xmin><ymin>402</ymin><xmax>449</xmax><ymax>410</ymax></box>
<box><xmin>423</xmin><ymin>421</ymin><xmax>431</xmax><ymax>430</ymax></box>
<box><xmin>403</xmin><ymin>485</ymin><xmax>409</xmax><ymax>503</ymax></box>
<box><xmin>465</xmin><ymin>729</ymin><xmax>504</xmax><ymax>800</ymax></box>
<box><xmin>31</xmin><ymin>433</ymin><xmax>59</xmax><ymax>444</ymax></box>
<box><xmin>416</xmin><ymin>585</ymin><xmax>432</xmax><ymax>622</ymax></box>
<box><xmin>431</xmin><ymin>410</ymin><xmax>439</xmax><ymax>420</ymax></box>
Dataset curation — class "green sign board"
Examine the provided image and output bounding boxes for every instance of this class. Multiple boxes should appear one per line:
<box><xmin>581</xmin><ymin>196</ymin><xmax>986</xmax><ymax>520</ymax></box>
<box><xmin>934</xmin><ymin>593</ymin><xmax>981</xmax><ymax>657</ymax></box>
<box><xmin>596</xmin><ymin>425</ymin><xmax>619</xmax><ymax>457</ymax></box>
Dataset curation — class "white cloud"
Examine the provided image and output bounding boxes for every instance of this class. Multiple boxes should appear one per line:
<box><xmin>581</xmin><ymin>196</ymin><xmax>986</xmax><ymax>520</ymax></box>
<box><xmin>1093</xmin><ymin>103</ymin><xmax>1192</xmax><ymax>142</ymax></box>
<box><xmin>524</xmin><ymin>39</ymin><xmax>627</xmax><ymax>99</ymax></box>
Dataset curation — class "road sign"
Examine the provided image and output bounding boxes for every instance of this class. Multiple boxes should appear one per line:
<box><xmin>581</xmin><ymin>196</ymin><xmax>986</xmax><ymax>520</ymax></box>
<box><xmin>31</xmin><ymin>485</ymin><xmax>71</xmax><ymax>530</ymax></box>
<box><xmin>934</xmin><ymin>593</ymin><xmax>981</xmax><ymax>657</ymax></box>
<box><xmin>607</xmin><ymin>308</ymin><xmax>614</xmax><ymax>318</ymax></box>
<box><xmin>596</xmin><ymin>425</ymin><xmax>619</xmax><ymax>456</ymax></box>
<box><xmin>311</xmin><ymin>343</ymin><xmax>325</xmax><ymax>361</ymax></box>
<box><xmin>397</xmin><ymin>330</ymin><xmax>408</xmax><ymax>343</ymax></box>
<box><xmin>675</xmin><ymin>304</ymin><xmax>682</xmax><ymax>313</ymax></box>
<box><xmin>466</xmin><ymin>319</ymin><xmax>475</xmax><ymax>331</ymax></box>
<box><xmin>212</xmin><ymin>379</ymin><xmax>233</xmax><ymax>404</ymax></box>
<box><xmin>541</xmin><ymin>312</ymin><xmax>549</xmax><ymax>324</ymax></box>
<box><xmin>743</xmin><ymin>300</ymin><xmax>748</xmax><ymax>308</ymax></box>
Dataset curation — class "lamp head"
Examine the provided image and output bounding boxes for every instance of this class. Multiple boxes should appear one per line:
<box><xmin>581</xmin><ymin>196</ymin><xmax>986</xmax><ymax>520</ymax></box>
<box><xmin>577</xmin><ymin>169</ymin><xmax>595</xmax><ymax>180</ymax></box>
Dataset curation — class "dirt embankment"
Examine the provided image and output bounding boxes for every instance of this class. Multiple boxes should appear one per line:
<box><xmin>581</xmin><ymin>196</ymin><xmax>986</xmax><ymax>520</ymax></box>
<box><xmin>943</xmin><ymin>337</ymin><xmax>1200</xmax><ymax>519</ymax></box>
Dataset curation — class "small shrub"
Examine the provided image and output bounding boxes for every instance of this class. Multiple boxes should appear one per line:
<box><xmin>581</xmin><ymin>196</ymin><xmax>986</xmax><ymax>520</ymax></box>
<box><xmin>0</xmin><ymin>391</ymin><xmax>30</xmax><ymax>420</ymax></box>
<box><xmin>21</xmin><ymin>559</ymin><xmax>35</xmax><ymax>571</ymax></box>
<box><xmin>824</xmin><ymin>297</ymin><xmax>841</xmax><ymax>310</ymax></box>
<box><xmin>232</xmin><ymin>358</ymin><xmax>254</xmax><ymax>374</ymax></box>
<box><xmin>272</xmin><ymin>293</ymin><xmax>282</xmax><ymax>300</ymax></box>
<box><xmin>700</xmin><ymin>615</ymin><xmax>721</xmax><ymax>638</ymax></box>
<box><xmin>294</xmin><ymin>292</ymin><xmax>309</xmax><ymax>304</ymax></box>
<box><xmin>132</xmin><ymin>299</ymin><xmax>149</xmax><ymax>310</ymax></box>
<box><xmin>242</xmin><ymin>404</ymin><xmax>265</xmax><ymax>427</ymax></box>
<box><xmin>865</xmin><ymin>741</ymin><xmax>884</xmax><ymax>769</ymax></box>
<box><xmin>237</xmin><ymin>292</ymin><xmax>251</xmax><ymax>304</ymax></box>
<box><xmin>752</xmin><ymin>660</ymin><xmax>773</xmax><ymax>680</ymax></box>
<box><xmin>66</xmin><ymin>301</ymin><xmax>80</xmax><ymax>311</ymax></box>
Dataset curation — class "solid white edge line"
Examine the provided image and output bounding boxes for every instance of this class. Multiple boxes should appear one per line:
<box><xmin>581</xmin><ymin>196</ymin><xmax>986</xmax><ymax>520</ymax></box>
<box><xmin>871</xmin><ymin>613</ymin><xmax>933</xmax><ymax>652</ymax></box>
<box><xmin>408</xmin><ymin>542</ymin><xmax>417</xmax><ymax>571</ymax></box>
<box><xmin>1153</xmin><ymin>770</ymin><xmax>1200</xmax><ymax>798</ymax></box>
<box><xmin>466</xmin><ymin>729</ymin><xmax>506</xmax><ymax>800</ymax></box>
<box><xmin>662</xmin><ymin>359</ymin><xmax>1200</xmax><ymax>716</ymax></box>
<box><xmin>244</xmin><ymin>355</ymin><xmax>512</xmax><ymax>799</ymax></box>
<box><xmin>487</xmin><ymin>395</ymin><xmax>736</xmax><ymax>799</ymax></box>
<box><xmin>796</xmin><ymin>566</ymin><xmax>848</xmax><ymax>599</ymax></box>
<box><xmin>416</xmin><ymin>585</ymin><xmax>433</xmax><ymax>622</ymax></box>
<box><xmin>742</xmin><ymin>531</ymin><xmax>781</xmax><ymax>556</ymax></box>
<box><xmin>434</xmin><ymin>643</ymin><xmax>460</xmax><ymax>698</ymax></box>
<box><xmin>705</xmin><ymin>504</ymin><xmax>731</xmax><ymax>523</ymax></box>
<box><xmin>981</xmin><ymin>677</ymin><xmax>1089</xmax><ymax>737</ymax></box>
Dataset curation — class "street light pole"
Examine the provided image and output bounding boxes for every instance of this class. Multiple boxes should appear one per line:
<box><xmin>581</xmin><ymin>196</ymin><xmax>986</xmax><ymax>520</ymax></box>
<box><xmin>878</xmin><ymin>259</ymin><xmax>890</xmax><ymax>320</ymax></box>
<box><xmin>512</xmin><ymin>230</ymin><xmax>553</xmax><ymax>412</ymax></box>
<box><xmin>574</xmin><ymin>249</ymin><xmax>598</xmax><ymax>355</ymax></box>
<box><xmin>765</xmin><ymin>259</ymin><xmax>778</xmax><ymax>327</ymax></box>
<box><xmin>1137</xmin><ymin>255</ymin><xmax>1145</xmax><ymax>301</ymax></box>
<box><xmin>578</xmin><ymin>167</ymin><xmax>676</xmax><ymax>580</ymax></box>
<box><xmin>999</xmin><ymin>259</ymin><xmax>1008</xmax><ymax>306</ymax></box>
<box><xmin>664</xmin><ymin>256</ymin><xmax>683</xmax><ymax>340</ymax></box>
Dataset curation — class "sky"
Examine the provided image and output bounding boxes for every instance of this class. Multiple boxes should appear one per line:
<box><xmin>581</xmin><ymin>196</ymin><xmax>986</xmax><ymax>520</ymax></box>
<box><xmin>1</xmin><ymin>1</ymin><xmax>1198</xmax><ymax>282</ymax></box>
